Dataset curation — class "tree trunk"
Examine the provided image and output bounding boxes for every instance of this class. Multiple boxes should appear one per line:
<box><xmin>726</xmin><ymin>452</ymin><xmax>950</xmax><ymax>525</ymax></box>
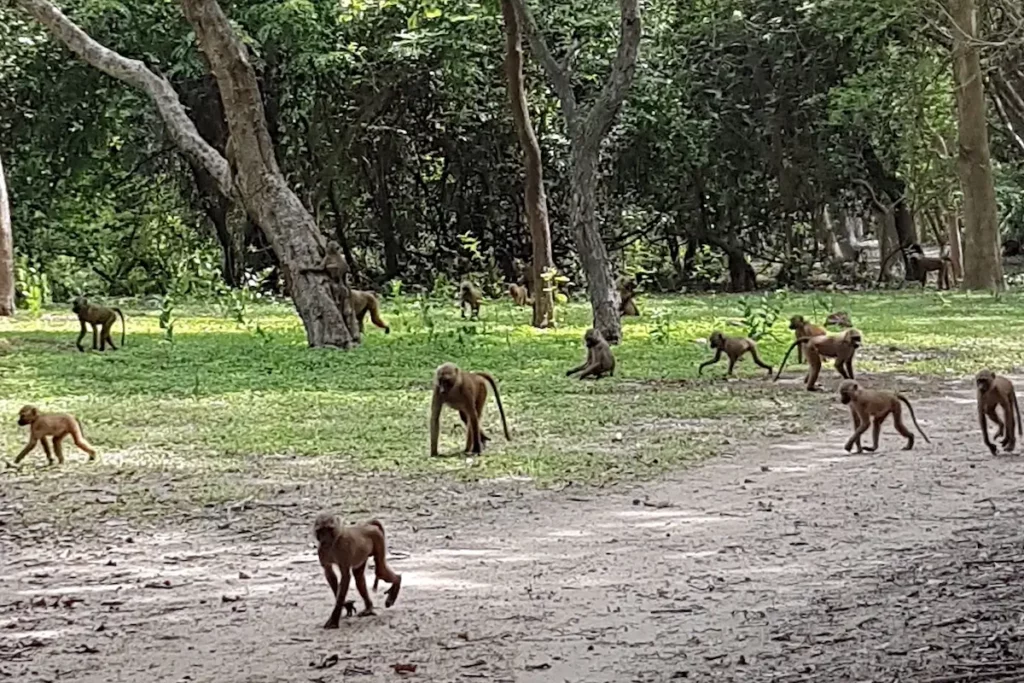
<box><xmin>829</xmin><ymin>207</ymin><xmax>859</xmax><ymax>262</ymax></box>
<box><xmin>0</xmin><ymin>151</ymin><xmax>14</xmax><ymax>315</ymax></box>
<box><xmin>501</xmin><ymin>0</ymin><xmax>554</xmax><ymax>328</ymax></box>
<box><xmin>327</xmin><ymin>181</ymin><xmax>359</xmax><ymax>283</ymax></box>
<box><xmin>725</xmin><ymin>247</ymin><xmax>756</xmax><ymax>292</ymax></box>
<box><xmin>15</xmin><ymin>0</ymin><xmax>358</xmax><ymax>346</ymax></box>
<box><xmin>950</xmin><ymin>0</ymin><xmax>1004</xmax><ymax>290</ymax></box>
<box><xmin>876</xmin><ymin>208</ymin><xmax>898</xmax><ymax>281</ymax></box>
<box><xmin>513</xmin><ymin>0</ymin><xmax>640</xmax><ymax>344</ymax></box>
<box><xmin>946</xmin><ymin>210</ymin><xmax>964</xmax><ymax>279</ymax></box>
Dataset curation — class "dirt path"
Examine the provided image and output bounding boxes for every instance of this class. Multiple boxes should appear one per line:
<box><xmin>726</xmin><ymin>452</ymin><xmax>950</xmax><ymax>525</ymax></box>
<box><xmin>5</xmin><ymin>374</ymin><xmax>1024</xmax><ymax>682</ymax></box>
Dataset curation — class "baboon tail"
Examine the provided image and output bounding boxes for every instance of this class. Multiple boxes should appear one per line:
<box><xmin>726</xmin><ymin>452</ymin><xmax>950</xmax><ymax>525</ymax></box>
<box><xmin>898</xmin><ymin>395</ymin><xmax>931</xmax><ymax>443</ymax></box>
<box><xmin>369</xmin><ymin>298</ymin><xmax>389</xmax><ymax>332</ymax></box>
<box><xmin>773</xmin><ymin>339</ymin><xmax>804</xmax><ymax>382</ymax></box>
<box><xmin>479</xmin><ymin>372</ymin><xmax>511</xmax><ymax>441</ymax></box>
<box><xmin>114</xmin><ymin>307</ymin><xmax>126</xmax><ymax>346</ymax></box>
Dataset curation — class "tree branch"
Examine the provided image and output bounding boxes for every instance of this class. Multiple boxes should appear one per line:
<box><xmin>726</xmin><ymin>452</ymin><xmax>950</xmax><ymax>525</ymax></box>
<box><xmin>509</xmin><ymin>0</ymin><xmax>578</xmax><ymax>130</ymax></box>
<box><xmin>582</xmin><ymin>0</ymin><xmax>642</xmax><ymax>147</ymax></box>
<box><xmin>13</xmin><ymin>0</ymin><xmax>233</xmax><ymax>197</ymax></box>
<box><xmin>853</xmin><ymin>178</ymin><xmax>891</xmax><ymax>214</ymax></box>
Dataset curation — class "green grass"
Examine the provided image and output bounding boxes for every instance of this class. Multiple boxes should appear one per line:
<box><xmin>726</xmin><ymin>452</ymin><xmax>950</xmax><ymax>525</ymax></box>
<box><xmin>0</xmin><ymin>289</ymin><xmax>1020</xmax><ymax>487</ymax></box>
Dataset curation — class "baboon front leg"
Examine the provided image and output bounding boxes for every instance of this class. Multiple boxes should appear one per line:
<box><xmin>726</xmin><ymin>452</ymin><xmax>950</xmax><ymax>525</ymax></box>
<box><xmin>835</xmin><ymin>358</ymin><xmax>849</xmax><ymax>379</ymax></box>
<box><xmin>76</xmin><ymin>322</ymin><xmax>89</xmax><ymax>352</ymax></box>
<box><xmin>845</xmin><ymin>420</ymin><xmax>869</xmax><ymax>453</ymax></box>
<box><xmin>324</xmin><ymin>567</ymin><xmax>352</xmax><ymax>629</ymax></box>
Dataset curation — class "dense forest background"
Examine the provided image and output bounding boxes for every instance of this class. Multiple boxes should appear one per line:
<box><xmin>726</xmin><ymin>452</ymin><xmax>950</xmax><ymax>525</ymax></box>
<box><xmin>2</xmin><ymin>0</ymin><xmax>1024</xmax><ymax>306</ymax></box>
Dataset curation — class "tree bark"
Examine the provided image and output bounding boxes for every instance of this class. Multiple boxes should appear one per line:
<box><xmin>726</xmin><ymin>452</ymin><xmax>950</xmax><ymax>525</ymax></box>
<box><xmin>946</xmin><ymin>210</ymin><xmax>964</xmax><ymax>279</ymax></box>
<box><xmin>501</xmin><ymin>0</ymin><xmax>554</xmax><ymax>328</ymax></box>
<box><xmin>725</xmin><ymin>248</ymin><xmax>756</xmax><ymax>292</ymax></box>
<box><xmin>0</xmin><ymin>151</ymin><xmax>14</xmax><ymax>315</ymax></box>
<box><xmin>876</xmin><ymin>208</ymin><xmax>898</xmax><ymax>282</ymax></box>
<box><xmin>16</xmin><ymin>0</ymin><xmax>359</xmax><ymax>346</ymax></box>
<box><xmin>950</xmin><ymin>0</ymin><xmax>1004</xmax><ymax>290</ymax></box>
<box><xmin>512</xmin><ymin>0</ymin><xmax>640</xmax><ymax>343</ymax></box>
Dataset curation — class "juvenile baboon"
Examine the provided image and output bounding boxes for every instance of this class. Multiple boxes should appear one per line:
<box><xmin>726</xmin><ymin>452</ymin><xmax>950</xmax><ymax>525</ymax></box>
<box><xmin>698</xmin><ymin>331</ymin><xmax>773</xmax><ymax>377</ymax></box>
<box><xmin>460</xmin><ymin>282</ymin><xmax>483</xmax><ymax>319</ymax></box>
<box><xmin>350</xmin><ymin>290</ymin><xmax>390</xmax><ymax>334</ymax></box>
<box><xmin>774</xmin><ymin>329</ymin><xmax>862</xmax><ymax>391</ymax></box>
<box><xmin>976</xmin><ymin>369</ymin><xmax>1022</xmax><ymax>455</ymax></box>
<box><xmin>789</xmin><ymin>315</ymin><xmax>826</xmax><ymax>364</ymax></box>
<box><xmin>313</xmin><ymin>514</ymin><xmax>402</xmax><ymax>628</ymax></box>
<box><xmin>12</xmin><ymin>405</ymin><xmax>96</xmax><ymax>466</ymax></box>
<box><xmin>508</xmin><ymin>284</ymin><xmax>530</xmax><ymax>306</ymax></box>
<box><xmin>566</xmin><ymin>328</ymin><xmax>615</xmax><ymax>380</ymax></box>
<box><xmin>72</xmin><ymin>297</ymin><xmax>125</xmax><ymax>352</ymax></box>
<box><xmin>617</xmin><ymin>278</ymin><xmax>639</xmax><ymax>316</ymax></box>
<box><xmin>907</xmin><ymin>252</ymin><xmax>953</xmax><ymax>289</ymax></box>
<box><xmin>429</xmin><ymin>363</ymin><xmax>510</xmax><ymax>456</ymax></box>
<box><xmin>839</xmin><ymin>380</ymin><xmax>930</xmax><ymax>453</ymax></box>
<box><xmin>302</xmin><ymin>240</ymin><xmax>349</xmax><ymax>284</ymax></box>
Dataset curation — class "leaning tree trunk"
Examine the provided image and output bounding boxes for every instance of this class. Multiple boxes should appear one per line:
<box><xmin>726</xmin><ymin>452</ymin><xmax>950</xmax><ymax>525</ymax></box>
<box><xmin>0</xmin><ymin>151</ymin><xmax>14</xmax><ymax>315</ymax></box>
<box><xmin>950</xmin><ymin>0</ymin><xmax>1004</xmax><ymax>290</ymax></box>
<box><xmin>15</xmin><ymin>0</ymin><xmax>359</xmax><ymax>346</ymax></box>
<box><xmin>946</xmin><ymin>210</ymin><xmax>964</xmax><ymax>279</ymax></box>
<box><xmin>501</xmin><ymin>0</ymin><xmax>554</xmax><ymax>328</ymax></box>
<box><xmin>513</xmin><ymin>0</ymin><xmax>640</xmax><ymax>344</ymax></box>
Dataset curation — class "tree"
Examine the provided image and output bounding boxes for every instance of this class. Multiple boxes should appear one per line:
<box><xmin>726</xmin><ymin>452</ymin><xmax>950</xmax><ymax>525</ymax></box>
<box><xmin>949</xmin><ymin>0</ymin><xmax>1004</xmax><ymax>290</ymax></box>
<box><xmin>511</xmin><ymin>0</ymin><xmax>640</xmax><ymax>343</ymax></box>
<box><xmin>501</xmin><ymin>0</ymin><xmax>554</xmax><ymax>328</ymax></box>
<box><xmin>14</xmin><ymin>0</ymin><xmax>360</xmax><ymax>345</ymax></box>
<box><xmin>0</xmin><ymin>150</ymin><xmax>13</xmax><ymax>315</ymax></box>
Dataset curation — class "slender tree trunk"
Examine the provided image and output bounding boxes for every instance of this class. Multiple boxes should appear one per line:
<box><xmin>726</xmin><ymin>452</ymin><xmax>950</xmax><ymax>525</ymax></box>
<box><xmin>950</xmin><ymin>0</ymin><xmax>1004</xmax><ymax>290</ymax></box>
<box><xmin>501</xmin><ymin>0</ymin><xmax>554</xmax><ymax>328</ymax></box>
<box><xmin>512</xmin><ymin>0</ymin><xmax>640</xmax><ymax>343</ymax></box>
<box><xmin>876</xmin><ymin>208</ymin><xmax>897</xmax><ymax>281</ymax></box>
<box><xmin>946</xmin><ymin>210</ymin><xmax>964</xmax><ymax>279</ymax></box>
<box><xmin>15</xmin><ymin>0</ymin><xmax>358</xmax><ymax>346</ymax></box>
<box><xmin>327</xmin><ymin>181</ymin><xmax>359</xmax><ymax>282</ymax></box>
<box><xmin>725</xmin><ymin>246</ymin><xmax>756</xmax><ymax>292</ymax></box>
<box><xmin>0</xmin><ymin>152</ymin><xmax>14</xmax><ymax>315</ymax></box>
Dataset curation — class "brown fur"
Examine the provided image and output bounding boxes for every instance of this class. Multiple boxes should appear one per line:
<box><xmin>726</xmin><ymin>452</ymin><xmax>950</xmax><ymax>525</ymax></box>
<box><xmin>566</xmin><ymin>328</ymin><xmax>615</xmax><ymax>380</ymax></box>
<box><xmin>430</xmin><ymin>363</ymin><xmax>510</xmax><ymax>456</ymax></box>
<box><xmin>72</xmin><ymin>297</ymin><xmax>125</xmax><ymax>352</ymax></box>
<box><xmin>774</xmin><ymin>328</ymin><xmax>862</xmax><ymax>391</ymax></box>
<box><xmin>350</xmin><ymin>290</ymin><xmax>390</xmax><ymax>334</ymax></box>
<box><xmin>698</xmin><ymin>331</ymin><xmax>772</xmax><ymax>377</ymax></box>
<box><xmin>460</xmin><ymin>282</ymin><xmax>482</xmax><ymax>319</ymax></box>
<box><xmin>839</xmin><ymin>380</ymin><xmax>930</xmax><ymax>453</ymax></box>
<box><xmin>508</xmin><ymin>284</ymin><xmax>530</xmax><ymax>306</ymax></box>
<box><xmin>908</xmin><ymin>253</ymin><xmax>953</xmax><ymax>289</ymax></box>
<box><xmin>976</xmin><ymin>369</ymin><xmax>1022</xmax><ymax>455</ymax></box>
<box><xmin>617</xmin><ymin>279</ymin><xmax>639</xmax><ymax>316</ymax></box>
<box><xmin>825</xmin><ymin>311</ymin><xmax>852</xmax><ymax>328</ymax></box>
<box><xmin>789</xmin><ymin>315</ymin><xmax>826</xmax><ymax>364</ymax></box>
<box><xmin>12</xmin><ymin>405</ymin><xmax>97</xmax><ymax>466</ymax></box>
<box><xmin>313</xmin><ymin>513</ymin><xmax>401</xmax><ymax>628</ymax></box>
<box><xmin>302</xmin><ymin>240</ymin><xmax>349</xmax><ymax>283</ymax></box>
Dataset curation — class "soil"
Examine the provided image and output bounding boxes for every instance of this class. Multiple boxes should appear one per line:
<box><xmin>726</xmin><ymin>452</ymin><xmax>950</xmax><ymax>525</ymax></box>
<box><xmin>4</xmin><ymin>373</ymin><xmax>1024</xmax><ymax>682</ymax></box>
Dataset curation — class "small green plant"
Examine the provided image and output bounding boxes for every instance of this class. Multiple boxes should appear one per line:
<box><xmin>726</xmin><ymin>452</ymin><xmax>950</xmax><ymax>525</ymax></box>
<box><xmin>649</xmin><ymin>310</ymin><xmax>674</xmax><ymax>344</ymax></box>
<box><xmin>741</xmin><ymin>290</ymin><xmax>787</xmax><ymax>341</ymax></box>
<box><xmin>811</xmin><ymin>292</ymin><xmax>835</xmax><ymax>320</ymax></box>
<box><xmin>15</xmin><ymin>258</ymin><xmax>50</xmax><ymax>317</ymax></box>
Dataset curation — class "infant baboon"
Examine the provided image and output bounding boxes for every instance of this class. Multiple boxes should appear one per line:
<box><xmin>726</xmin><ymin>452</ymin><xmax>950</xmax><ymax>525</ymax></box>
<box><xmin>566</xmin><ymin>328</ymin><xmax>615</xmax><ymax>380</ymax></box>
<box><xmin>976</xmin><ymin>369</ymin><xmax>1022</xmax><ymax>454</ymax></box>
<box><xmin>460</xmin><ymin>282</ymin><xmax>483</xmax><ymax>319</ymax></box>
<box><xmin>12</xmin><ymin>405</ymin><xmax>97</xmax><ymax>466</ymax></box>
<box><xmin>698</xmin><ymin>331</ymin><xmax>772</xmax><ymax>377</ymax></box>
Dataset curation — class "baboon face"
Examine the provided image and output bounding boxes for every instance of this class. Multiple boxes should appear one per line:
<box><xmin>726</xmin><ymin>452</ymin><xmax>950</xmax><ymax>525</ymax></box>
<box><xmin>584</xmin><ymin>328</ymin><xmax>602</xmax><ymax>348</ymax></box>
<box><xmin>17</xmin><ymin>405</ymin><xmax>37</xmax><ymax>426</ymax></box>
<box><xmin>839</xmin><ymin>380</ymin><xmax>858</xmax><ymax>404</ymax></box>
<box><xmin>435</xmin><ymin>363</ymin><xmax>459</xmax><ymax>393</ymax></box>
<box><xmin>709</xmin><ymin>331</ymin><xmax>724</xmax><ymax>349</ymax></box>
<box><xmin>976</xmin><ymin>370</ymin><xmax>995</xmax><ymax>393</ymax></box>
<box><xmin>846</xmin><ymin>330</ymin><xmax>862</xmax><ymax>348</ymax></box>
<box><xmin>72</xmin><ymin>296</ymin><xmax>87</xmax><ymax>314</ymax></box>
<box><xmin>789</xmin><ymin>316</ymin><xmax>805</xmax><ymax>330</ymax></box>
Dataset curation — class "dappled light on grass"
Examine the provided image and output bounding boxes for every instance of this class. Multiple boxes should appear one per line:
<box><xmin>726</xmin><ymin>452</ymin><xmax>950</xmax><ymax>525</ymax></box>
<box><xmin>0</xmin><ymin>291</ymin><xmax>1022</xmax><ymax>489</ymax></box>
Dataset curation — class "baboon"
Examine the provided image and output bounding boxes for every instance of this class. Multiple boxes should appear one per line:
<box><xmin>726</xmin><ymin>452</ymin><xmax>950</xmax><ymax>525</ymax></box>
<box><xmin>839</xmin><ymin>380</ymin><xmax>930</xmax><ymax>453</ymax></box>
<box><xmin>350</xmin><ymin>290</ymin><xmax>390</xmax><ymax>334</ymax></box>
<box><xmin>789</xmin><ymin>315</ymin><xmax>826</xmax><ymax>364</ymax></box>
<box><xmin>825</xmin><ymin>311</ymin><xmax>853</xmax><ymax>328</ymax></box>
<box><xmin>976</xmin><ymin>369</ymin><xmax>1022</xmax><ymax>455</ymax></box>
<box><xmin>566</xmin><ymin>328</ymin><xmax>615</xmax><ymax>380</ymax></box>
<box><xmin>907</xmin><ymin>252</ymin><xmax>953</xmax><ymax>289</ymax></box>
<box><xmin>1004</xmin><ymin>239</ymin><xmax>1021</xmax><ymax>257</ymax></box>
<box><xmin>617</xmin><ymin>278</ymin><xmax>639</xmax><ymax>316</ymax></box>
<box><xmin>460</xmin><ymin>282</ymin><xmax>482</xmax><ymax>319</ymax></box>
<box><xmin>698</xmin><ymin>331</ymin><xmax>773</xmax><ymax>377</ymax></box>
<box><xmin>508</xmin><ymin>284</ymin><xmax>530</xmax><ymax>306</ymax></box>
<box><xmin>302</xmin><ymin>240</ymin><xmax>349</xmax><ymax>284</ymax></box>
<box><xmin>72</xmin><ymin>297</ymin><xmax>125</xmax><ymax>352</ymax></box>
<box><xmin>313</xmin><ymin>514</ymin><xmax>402</xmax><ymax>628</ymax></box>
<box><xmin>429</xmin><ymin>363</ymin><xmax>510</xmax><ymax>456</ymax></box>
<box><xmin>774</xmin><ymin>329</ymin><xmax>862</xmax><ymax>391</ymax></box>
<box><xmin>12</xmin><ymin>405</ymin><xmax>96</xmax><ymax>466</ymax></box>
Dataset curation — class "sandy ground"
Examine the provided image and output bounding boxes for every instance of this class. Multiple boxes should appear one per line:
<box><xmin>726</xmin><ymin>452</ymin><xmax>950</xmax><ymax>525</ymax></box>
<box><xmin>4</xmin><ymin>373</ymin><xmax>1024</xmax><ymax>682</ymax></box>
